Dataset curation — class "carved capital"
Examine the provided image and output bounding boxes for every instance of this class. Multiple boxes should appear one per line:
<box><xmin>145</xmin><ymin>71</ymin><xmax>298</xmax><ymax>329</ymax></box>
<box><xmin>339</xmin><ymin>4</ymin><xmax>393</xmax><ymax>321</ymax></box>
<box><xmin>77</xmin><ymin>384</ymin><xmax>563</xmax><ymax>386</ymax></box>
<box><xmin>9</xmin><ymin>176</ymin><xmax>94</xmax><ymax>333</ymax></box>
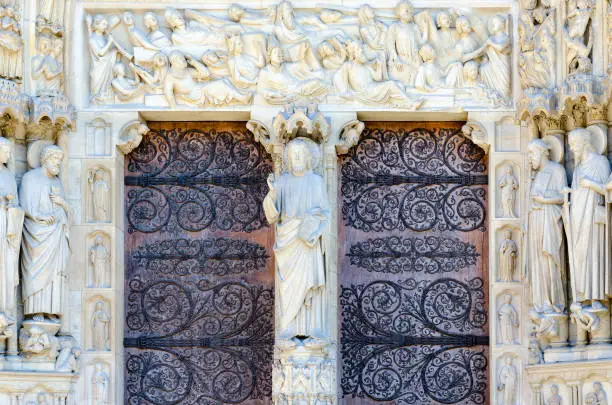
<box><xmin>117</xmin><ymin>120</ymin><xmax>150</xmax><ymax>155</ymax></box>
<box><xmin>271</xmin><ymin>104</ymin><xmax>330</xmax><ymax>145</ymax></box>
<box><xmin>533</xmin><ymin>112</ymin><xmax>565</xmax><ymax>136</ymax></box>
<box><xmin>461</xmin><ymin>121</ymin><xmax>489</xmax><ymax>154</ymax></box>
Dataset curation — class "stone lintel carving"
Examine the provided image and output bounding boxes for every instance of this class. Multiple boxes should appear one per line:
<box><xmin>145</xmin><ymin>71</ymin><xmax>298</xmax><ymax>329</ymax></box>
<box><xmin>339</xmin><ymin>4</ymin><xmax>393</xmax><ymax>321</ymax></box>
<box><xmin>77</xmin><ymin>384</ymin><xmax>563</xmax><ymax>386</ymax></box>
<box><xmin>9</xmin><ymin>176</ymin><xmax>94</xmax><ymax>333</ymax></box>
<box><xmin>117</xmin><ymin>120</ymin><xmax>149</xmax><ymax>155</ymax></box>
<box><xmin>461</xmin><ymin>121</ymin><xmax>489</xmax><ymax>154</ymax></box>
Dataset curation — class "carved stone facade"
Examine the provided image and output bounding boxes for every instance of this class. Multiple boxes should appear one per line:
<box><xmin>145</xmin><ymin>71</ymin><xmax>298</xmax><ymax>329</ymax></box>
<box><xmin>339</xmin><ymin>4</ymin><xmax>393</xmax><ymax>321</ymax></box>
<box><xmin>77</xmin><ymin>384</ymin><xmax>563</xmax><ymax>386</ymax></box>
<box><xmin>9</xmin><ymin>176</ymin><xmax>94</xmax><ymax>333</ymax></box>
<box><xmin>0</xmin><ymin>0</ymin><xmax>608</xmax><ymax>403</ymax></box>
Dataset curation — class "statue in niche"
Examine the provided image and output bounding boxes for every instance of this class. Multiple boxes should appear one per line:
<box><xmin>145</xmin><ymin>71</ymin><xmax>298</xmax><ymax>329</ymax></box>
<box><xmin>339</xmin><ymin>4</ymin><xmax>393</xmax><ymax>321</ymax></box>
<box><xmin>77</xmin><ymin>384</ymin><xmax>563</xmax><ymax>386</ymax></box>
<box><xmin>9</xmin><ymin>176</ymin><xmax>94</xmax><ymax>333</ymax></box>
<box><xmin>498</xmin><ymin>165</ymin><xmax>519</xmax><ymax>217</ymax></box>
<box><xmin>143</xmin><ymin>12</ymin><xmax>171</xmax><ymax>49</ymax></box>
<box><xmin>525</xmin><ymin>139</ymin><xmax>567</xmax><ymax>315</ymax></box>
<box><xmin>55</xmin><ymin>337</ymin><xmax>80</xmax><ymax>372</ymax></box>
<box><xmin>111</xmin><ymin>62</ymin><xmax>144</xmax><ymax>103</ymax></box>
<box><xmin>546</xmin><ymin>385</ymin><xmax>562</xmax><ymax>405</ymax></box>
<box><xmin>257</xmin><ymin>43</ymin><xmax>328</xmax><ymax>105</ymax></box>
<box><xmin>88</xmin><ymin>167</ymin><xmax>110</xmax><ymax>222</ymax></box>
<box><xmin>0</xmin><ymin>6</ymin><xmax>23</xmax><ymax>80</ymax></box>
<box><xmin>28</xmin><ymin>393</ymin><xmax>50</xmax><ymax>405</ymax></box>
<box><xmin>91</xmin><ymin>301</ymin><xmax>110</xmax><ymax>350</ymax></box>
<box><xmin>565</xmin><ymin>0</ymin><xmax>594</xmax><ymax>74</ymax></box>
<box><xmin>263</xmin><ymin>138</ymin><xmax>330</xmax><ymax>340</ymax></box>
<box><xmin>89</xmin><ymin>235</ymin><xmax>110</xmax><ymax>288</ymax></box>
<box><xmin>567</xmin><ymin>128</ymin><xmax>610</xmax><ymax>310</ymax></box>
<box><xmin>585</xmin><ymin>382</ymin><xmax>608</xmax><ymax>405</ymax></box>
<box><xmin>32</xmin><ymin>35</ymin><xmax>62</xmax><ymax>94</ymax></box>
<box><xmin>499</xmin><ymin>229</ymin><xmax>518</xmax><ymax>282</ymax></box>
<box><xmin>226</xmin><ymin>34</ymin><xmax>265</xmax><ymax>90</ymax></box>
<box><xmin>163</xmin><ymin>51</ymin><xmax>252</xmax><ymax>108</ymax></box>
<box><xmin>122</xmin><ymin>12</ymin><xmax>159</xmax><ymax>51</ymax></box>
<box><xmin>497</xmin><ymin>294</ymin><xmax>519</xmax><ymax>344</ymax></box>
<box><xmin>0</xmin><ymin>137</ymin><xmax>23</xmax><ymax>318</ymax></box>
<box><xmin>497</xmin><ymin>357</ymin><xmax>518</xmax><ymax>405</ymax></box>
<box><xmin>20</xmin><ymin>145</ymin><xmax>70</xmax><ymax>321</ymax></box>
<box><xmin>92</xmin><ymin>363</ymin><xmax>110</xmax><ymax>405</ymax></box>
<box><xmin>386</xmin><ymin>1</ymin><xmax>424</xmax><ymax>87</ymax></box>
<box><xmin>333</xmin><ymin>40</ymin><xmax>422</xmax><ymax>109</ymax></box>
<box><xmin>461</xmin><ymin>15</ymin><xmax>511</xmax><ymax>98</ymax></box>
<box><xmin>86</xmin><ymin>14</ymin><xmax>130</xmax><ymax>104</ymax></box>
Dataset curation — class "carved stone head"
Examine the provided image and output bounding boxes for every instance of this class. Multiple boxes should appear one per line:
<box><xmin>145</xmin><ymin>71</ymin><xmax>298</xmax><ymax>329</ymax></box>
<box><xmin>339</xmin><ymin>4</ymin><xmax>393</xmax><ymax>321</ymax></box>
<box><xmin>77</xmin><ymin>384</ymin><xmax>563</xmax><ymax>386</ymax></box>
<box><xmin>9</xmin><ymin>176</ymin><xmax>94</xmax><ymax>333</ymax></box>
<box><xmin>92</xmin><ymin>14</ymin><xmax>108</xmax><ymax>34</ymax></box>
<box><xmin>396</xmin><ymin>1</ymin><xmax>414</xmax><ymax>23</ymax></box>
<box><xmin>286</xmin><ymin>138</ymin><xmax>312</xmax><ymax>175</ymax></box>
<box><xmin>143</xmin><ymin>12</ymin><xmax>159</xmax><ymax>31</ymax></box>
<box><xmin>527</xmin><ymin>139</ymin><xmax>550</xmax><ymax>170</ymax></box>
<box><xmin>40</xmin><ymin>145</ymin><xmax>64</xmax><ymax>176</ymax></box>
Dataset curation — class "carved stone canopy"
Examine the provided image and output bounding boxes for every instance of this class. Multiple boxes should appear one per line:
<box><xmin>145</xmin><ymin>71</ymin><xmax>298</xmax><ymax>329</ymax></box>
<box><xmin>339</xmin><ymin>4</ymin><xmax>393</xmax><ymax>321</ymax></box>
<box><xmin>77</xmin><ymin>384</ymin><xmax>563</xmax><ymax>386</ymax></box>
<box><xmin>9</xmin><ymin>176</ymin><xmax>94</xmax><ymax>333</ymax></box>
<box><xmin>272</xmin><ymin>104</ymin><xmax>330</xmax><ymax>145</ymax></box>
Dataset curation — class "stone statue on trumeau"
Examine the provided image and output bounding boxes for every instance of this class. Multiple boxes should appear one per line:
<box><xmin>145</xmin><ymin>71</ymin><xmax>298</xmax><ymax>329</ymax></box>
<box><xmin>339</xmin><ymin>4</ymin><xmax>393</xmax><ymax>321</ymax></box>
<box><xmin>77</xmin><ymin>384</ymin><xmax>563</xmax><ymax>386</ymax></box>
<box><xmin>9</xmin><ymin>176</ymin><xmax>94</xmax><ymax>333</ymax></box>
<box><xmin>263</xmin><ymin>138</ymin><xmax>330</xmax><ymax>340</ymax></box>
<box><xmin>88</xmin><ymin>168</ymin><xmax>110</xmax><ymax>222</ymax></box>
<box><xmin>525</xmin><ymin>139</ymin><xmax>567</xmax><ymax>315</ymax></box>
<box><xmin>498</xmin><ymin>165</ymin><xmax>518</xmax><ymax>217</ymax></box>
<box><xmin>499</xmin><ymin>229</ymin><xmax>518</xmax><ymax>282</ymax></box>
<box><xmin>20</xmin><ymin>144</ymin><xmax>70</xmax><ymax>321</ymax></box>
<box><xmin>89</xmin><ymin>235</ymin><xmax>110</xmax><ymax>288</ymax></box>
<box><xmin>91</xmin><ymin>301</ymin><xmax>110</xmax><ymax>350</ymax></box>
<box><xmin>92</xmin><ymin>362</ymin><xmax>110</xmax><ymax>405</ymax></box>
<box><xmin>546</xmin><ymin>385</ymin><xmax>562</xmax><ymax>405</ymax></box>
<box><xmin>567</xmin><ymin>127</ymin><xmax>610</xmax><ymax>310</ymax></box>
<box><xmin>497</xmin><ymin>294</ymin><xmax>519</xmax><ymax>344</ymax></box>
<box><xmin>585</xmin><ymin>382</ymin><xmax>608</xmax><ymax>405</ymax></box>
<box><xmin>497</xmin><ymin>357</ymin><xmax>518</xmax><ymax>405</ymax></box>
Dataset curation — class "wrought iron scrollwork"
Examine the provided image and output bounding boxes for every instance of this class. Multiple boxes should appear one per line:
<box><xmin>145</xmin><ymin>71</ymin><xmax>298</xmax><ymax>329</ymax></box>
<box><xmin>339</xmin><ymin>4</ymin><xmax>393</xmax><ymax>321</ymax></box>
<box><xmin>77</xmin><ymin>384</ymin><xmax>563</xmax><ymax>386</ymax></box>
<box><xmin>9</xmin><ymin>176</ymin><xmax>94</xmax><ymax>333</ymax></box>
<box><xmin>125</xmin><ymin>128</ymin><xmax>272</xmax><ymax>233</ymax></box>
<box><xmin>347</xmin><ymin>236</ymin><xmax>479</xmax><ymax>274</ymax></box>
<box><xmin>340</xmin><ymin>278</ymin><xmax>488</xmax><ymax>404</ymax></box>
<box><xmin>124</xmin><ymin>279</ymin><xmax>274</xmax><ymax>404</ymax></box>
<box><xmin>131</xmin><ymin>237</ymin><xmax>269</xmax><ymax>277</ymax></box>
<box><xmin>341</xmin><ymin>127</ymin><xmax>488</xmax><ymax>233</ymax></box>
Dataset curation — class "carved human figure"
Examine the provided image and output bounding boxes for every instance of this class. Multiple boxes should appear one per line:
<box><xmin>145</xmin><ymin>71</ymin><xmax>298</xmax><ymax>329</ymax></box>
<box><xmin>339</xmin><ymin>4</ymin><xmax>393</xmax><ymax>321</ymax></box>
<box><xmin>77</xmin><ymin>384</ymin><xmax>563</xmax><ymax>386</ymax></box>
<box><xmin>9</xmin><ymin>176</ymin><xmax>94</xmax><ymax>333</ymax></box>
<box><xmin>263</xmin><ymin>138</ymin><xmax>330</xmax><ymax>339</ymax></box>
<box><xmin>527</xmin><ymin>340</ymin><xmax>543</xmax><ymax>365</ymax></box>
<box><xmin>585</xmin><ymin>382</ymin><xmax>608</xmax><ymax>405</ymax></box>
<box><xmin>525</xmin><ymin>139</ymin><xmax>567</xmax><ymax>314</ymax></box>
<box><xmin>86</xmin><ymin>14</ymin><xmax>127</xmax><ymax>104</ymax></box>
<box><xmin>89</xmin><ymin>236</ymin><xmax>110</xmax><ymax>288</ymax></box>
<box><xmin>547</xmin><ymin>385</ymin><xmax>562</xmax><ymax>405</ymax></box>
<box><xmin>20</xmin><ymin>145</ymin><xmax>70</xmax><ymax>320</ymax></box>
<box><xmin>164</xmin><ymin>7</ymin><xmax>225</xmax><ymax>48</ymax></box>
<box><xmin>132</xmin><ymin>52</ymin><xmax>168</xmax><ymax>91</ymax></box>
<box><xmin>570</xmin><ymin>302</ymin><xmax>600</xmax><ymax>340</ymax></box>
<box><xmin>55</xmin><ymin>337</ymin><xmax>80</xmax><ymax>372</ymax></box>
<box><xmin>0</xmin><ymin>6</ymin><xmax>23</xmax><ymax>79</ymax></box>
<box><xmin>88</xmin><ymin>168</ymin><xmax>110</xmax><ymax>222</ymax></box>
<box><xmin>497</xmin><ymin>294</ymin><xmax>519</xmax><ymax>344</ymax></box>
<box><xmin>462</xmin><ymin>15</ymin><xmax>511</xmax><ymax>98</ymax></box>
<box><xmin>19</xmin><ymin>325</ymin><xmax>50</xmax><ymax>355</ymax></box>
<box><xmin>92</xmin><ymin>363</ymin><xmax>110</xmax><ymax>405</ymax></box>
<box><xmin>318</xmin><ymin>37</ymin><xmax>346</xmax><ymax>71</ymax></box>
<box><xmin>497</xmin><ymin>357</ymin><xmax>518</xmax><ymax>405</ymax></box>
<box><xmin>143</xmin><ymin>12</ymin><xmax>171</xmax><ymax>49</ymax></box>
<box><xmin>567</xmin><ymin>128</ymin><xmax>610</xmax><ymax>308</ymax></box>
<box><xmin>498</xmin><ymin>165</ymin><xmax>519</xmax><ymax>217</ymax></box>
<box><xmin>0</xmin><ymin>138</ymin><xmax>22</xmax><ymax>317</ymax></box>
<box><xmin>565</xmin><ymin>0</ymin><xmax>594</xmax><ymax>74</ymax></box>
<box><xmin>32</xmin><ymin>393</ymin><xmax>50</xmax><ymax>405</ymax></box>
<box><xmin>111</xmin><ymin>62</ymin><xmax>144</xmax><ymax>103</ymax></box>
<box><xmin>499</xmin><ymin>229</ymin><xmax>518</xmax><ymax>282</ymax></box>
<box><xmin>91</xmin><ymin>301</ymin><xmax>110</xmax><ymax>350</ymax></box>
<box><xmin>357</xmin><ymin>4</ymin><xmax>386</xmax><ymax>71</ymax></box>
<box><xmin>163</xmin><ymin>51</ymin><xmax>252</xmax><ymax>108</ymax></box>
<box><xmin>386</xmin><ymin>1</ymin><xmax>424</xmax><ymax>87</ymax></box>
<box><xmin>257</xmin><ymin>43</ymin><xmax>328</xmax><ymax>105</ymax></box>
<box><xmin>334</xmin><ymin>40</ymin><xmax>422</xmax><ymax>109</ymax></box>
<box><xmin>226</xmin><ymin>34</ymin><xmax>265</xmax><ymax>90</ymax></box>
<box><xmin>32</xmin><ymin>35</ymin><xmax>62</xmax><ymax>94</ymax></box>
<box><xmin>122</xmin><ymin>11</ymin><xmax>159</xmax><ymax>51</ymax></box>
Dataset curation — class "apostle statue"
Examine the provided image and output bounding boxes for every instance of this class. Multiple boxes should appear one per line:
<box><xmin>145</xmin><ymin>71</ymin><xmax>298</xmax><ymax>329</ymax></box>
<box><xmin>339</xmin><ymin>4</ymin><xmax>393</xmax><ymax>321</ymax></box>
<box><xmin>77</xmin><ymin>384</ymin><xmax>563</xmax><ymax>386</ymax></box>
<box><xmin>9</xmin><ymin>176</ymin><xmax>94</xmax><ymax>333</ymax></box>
<box><xmin>263</xmin><ymin>138</ymin><xmax>330</xmax><ymax>339</ymax></box>
<box><xmin>497</xmin><ymin>357</ymin><xmax>518</xmax><ymax>405</ymax></box>
<box><xmin>524</xmin><ymin>139</ymin><xmax>567</xmax><ymax>314</ymax></box>
<box><xmin>499</xmin><ymin>229</ymin><xmax>518</xmax><ymax>282</ymax></box>
<box><xmin>567</xmin><ymin>127</ymin><xmax>610</xmax><ymax>309</ymax></box>
<box><xmin>20</xmin><ymin>144</ymin><xmax>70</xmax><ymax>321</ymax></box>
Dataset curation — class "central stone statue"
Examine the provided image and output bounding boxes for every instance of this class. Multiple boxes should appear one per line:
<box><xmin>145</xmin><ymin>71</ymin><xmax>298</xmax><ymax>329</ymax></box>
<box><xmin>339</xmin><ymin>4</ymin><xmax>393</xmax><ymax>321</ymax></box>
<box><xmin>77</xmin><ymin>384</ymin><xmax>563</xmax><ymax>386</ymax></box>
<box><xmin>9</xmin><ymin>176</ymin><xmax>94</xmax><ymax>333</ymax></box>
<box><xmin>263</xmin><ymin>138</ymin><xmax>330</xmax><ymax>339</ymax></box>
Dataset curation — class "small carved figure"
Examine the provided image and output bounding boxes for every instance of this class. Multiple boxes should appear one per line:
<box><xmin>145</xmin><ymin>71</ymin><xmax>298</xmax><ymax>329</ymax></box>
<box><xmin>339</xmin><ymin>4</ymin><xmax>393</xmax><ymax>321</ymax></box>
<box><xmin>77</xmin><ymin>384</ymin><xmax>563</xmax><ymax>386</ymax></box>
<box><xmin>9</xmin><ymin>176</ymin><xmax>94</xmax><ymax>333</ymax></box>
<box><xmin>32</xmin><ymin>34</ymin><xmax>62</xmax><ymax>94</ymax></box>
<box><xmin>497</xmin><ymin>357</ymin><xmax>518</xmax><ymax>405</ymax></box>
<box><xmin>570</xmin><ymin>301</ymin><xmax>600</xmax><ymax>334</ymax></box>
<box><xmin>527</xmin><ymin>340</ymin><xmax>543</xmax><ymax>365</ymax></box>
<box><xmin>20</xmin><ymin>145</ymin><xmax>70</xmax><ymax>320</ymax></box>
<box><xmin>122</xmin><ymin>11</ymin><xmax>159</xmax><ymax>51</ymax></box>
<box><xmin>55</xmin><ymin>337</ymin><xmax>80</xmax><ymax>372</ymax></box>
<box><xmin>585</xmin><ymin>382</ymin><xmax>608</xmax><ymax>405</ymax></box>
<box><xmin>318</xmin><ymin>37</ymin><xmax>346</xmax><ymax>71</ymax></box>
<box><xmin>0</xmin><ymin>6</ymin><xmax>23</xmax><ymax>80</ymax></box>
<box><xmin>89</xmin><ymin>235</ymin><xmax>110</xmax><ymax>288</ymax></box>
<box><xmin>91</xmin><ymin>301</ymin><xmax>110</xmax><ymax>351</ymax></box>
<box><xmin>227</xmin><ymin>34</ymin><xmax>265</xmax><ymax>90</ymax></box>
<box><xmin>19</xmin><ymin>325</ymin><xmax>50</xmax><ymax>356</ymax></box>
<box><xmin>117</xmin><ymin>123</ymin><xmax>149</xmax><ymax>155</ymax></box>
<box><xmin>143</xmin><ymin>12</ymin><xmax>171</xmax><ymax>49</ymax></box>
<box><xmin>498</xmin><ymin>165</ymin><xmax>519</xmax><ymax>217</ymax></box>
<box><xmin>29</xmin><ymin>393</ymin><xmax>50</xmax><ymax>405</ymax></box>
<box><xmin>499</xmin><ymin>229</ymin><xmax>518</xmax><ymax>282</ymax></box>
<box><xmin>386</xmin><ymin>1</ymin><xmax>424</xmax><ymax>87</ymax></box>
<box><xmin>92</xmin><ymin>362</ymin><xmax>110</xmax><ymax>405</ymax></box>
<box><xmin>546</xmin><ymin>384</ymin><xmax>562</xmax><ymax>405</ymax></box>
<box><xmin>88</xmin><ymin>168</ymin><xmax>110</xmax><ymax>222</ymax></box>
<box><xmin>263</xmin><ymin>138</ymin><xmax>330</xmax><ymax>339</ymax></box>
<box><xmin>565</xmin><ymin>0</ymin><xmax>594</xmax><ymax>74</ymax></box>
<box><xmin>497</xmin><ymin>294</ymin><xmax>519</xmax><ymax>344</ymax></box>
<box><xmin>111</xmin><ymin>62</ymin><xmax>144</xmax><ymax>103</ymax></box>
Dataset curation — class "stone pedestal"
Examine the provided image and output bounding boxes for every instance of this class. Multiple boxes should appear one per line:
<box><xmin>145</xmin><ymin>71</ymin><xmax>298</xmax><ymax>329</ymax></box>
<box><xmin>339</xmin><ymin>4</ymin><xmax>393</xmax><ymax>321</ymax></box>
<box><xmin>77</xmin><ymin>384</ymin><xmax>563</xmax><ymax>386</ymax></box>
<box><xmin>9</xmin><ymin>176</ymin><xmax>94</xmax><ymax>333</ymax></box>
<box><xmin>18</xmin><ymin>320</ymin><xmax>60</xmax><ymax>371</ymax></box>
<box><xmin>273</xmin><ymin>339</ymin><xmax>336</xmax><ymax>405</ymax></box>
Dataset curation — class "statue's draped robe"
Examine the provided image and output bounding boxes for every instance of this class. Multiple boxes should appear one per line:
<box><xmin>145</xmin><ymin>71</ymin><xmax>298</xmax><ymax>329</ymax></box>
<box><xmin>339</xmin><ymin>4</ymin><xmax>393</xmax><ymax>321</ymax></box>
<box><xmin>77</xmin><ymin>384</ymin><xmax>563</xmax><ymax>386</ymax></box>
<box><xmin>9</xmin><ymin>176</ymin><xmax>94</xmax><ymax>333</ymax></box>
<box><xmin>19</xmin><ymin>168</ymin><xmax>70</xmax><ymax>316</ymax></box>
<box><xmin>570</xmin><ymin>153</ymin><xmax>611</xmax><ymax>302</ymax></box>
<box><xmin>264</xmin><ymin>171</ymin><xmax>329</xmax><ymax>337</ymax></box>
<box><xmin>0</xmin><ymin>168</ymin><xmax>22</xmax><ymax>312</ymax></box>
<box><xmin>527</xmin><ymin>161</ymin><xmax>567</xmax><ymax>313</ymax></box>
<box><xmin>499</xmin><ymin>239</ymin><xmax>517</xmax><ymax>282</ymax></box>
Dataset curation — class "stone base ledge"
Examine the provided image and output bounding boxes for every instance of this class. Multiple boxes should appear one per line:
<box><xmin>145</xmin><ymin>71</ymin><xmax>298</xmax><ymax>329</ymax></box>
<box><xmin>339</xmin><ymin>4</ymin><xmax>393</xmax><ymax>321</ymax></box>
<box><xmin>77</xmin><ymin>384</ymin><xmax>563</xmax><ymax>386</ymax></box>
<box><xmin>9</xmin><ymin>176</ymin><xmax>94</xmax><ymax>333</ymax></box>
<box><xmin>544</xmin><ymin>344</ymin><xmax>612</xmax><ymax>364</ymax></box>
<box><xmin>0</xmin><ymin>370</ymin><xmax>78</xmax><ymax>391</ymax></box>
